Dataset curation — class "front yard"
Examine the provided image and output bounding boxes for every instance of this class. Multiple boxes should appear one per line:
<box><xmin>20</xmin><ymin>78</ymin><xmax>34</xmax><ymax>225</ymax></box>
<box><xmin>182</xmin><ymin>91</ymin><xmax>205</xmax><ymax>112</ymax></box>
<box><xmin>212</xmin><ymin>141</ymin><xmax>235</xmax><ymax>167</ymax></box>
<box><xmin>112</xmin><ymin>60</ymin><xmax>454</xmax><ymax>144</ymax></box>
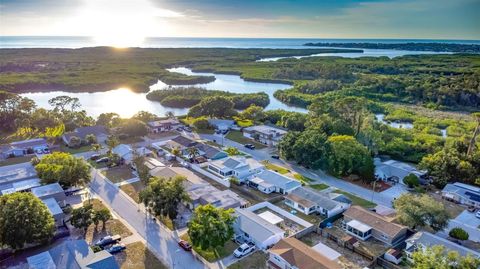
<box><xmin>114</xmin><ymin>242</ymin><xmax>168</xmax><ymax>269</ymax></box>
<box><xmin>102</xmin><ymin>166</ymin><xmax>136</xmax><ymax>183</ymax></box>
<box><xmin>180</xmin><ymin>234</ymin><xmax>238</xmax><ymax>262</ymax></box>
<box><xmin>225</xmin><ymin>130</ymin><xmax>267</xmax><ymax>149</ymax></box>
<box><xmin>120</xmin><ymin>181</ymin><xmax>145</xmax><ymax>203</ymax></box>
<box><xmin>228</xmin><ymin>251</ymin><xmax>268</xmax><ymax>269</ymax></box>
<box><xmin>333</xmin><ymin>190</ymin><xmax>377</xmax><ymax>208</ymax></box>
<box><xmin>261</xmin><ymin>161</ymin><xmax>290</xmax><ymax>174</ymax></box>
<box><xmin>57</xmin><ymin>144</ymin><xmax>93</xmax><ymax>154</ymax></box>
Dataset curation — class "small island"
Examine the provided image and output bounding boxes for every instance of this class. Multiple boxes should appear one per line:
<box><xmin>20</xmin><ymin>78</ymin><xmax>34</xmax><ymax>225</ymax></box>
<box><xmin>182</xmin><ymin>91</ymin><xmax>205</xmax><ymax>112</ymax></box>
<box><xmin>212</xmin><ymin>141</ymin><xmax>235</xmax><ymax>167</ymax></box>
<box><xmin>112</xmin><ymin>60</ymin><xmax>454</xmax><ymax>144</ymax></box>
<box><xmin>304</xmin><ymin>42</ymin><xmax>480</xmax><ymax>53</ymax></box>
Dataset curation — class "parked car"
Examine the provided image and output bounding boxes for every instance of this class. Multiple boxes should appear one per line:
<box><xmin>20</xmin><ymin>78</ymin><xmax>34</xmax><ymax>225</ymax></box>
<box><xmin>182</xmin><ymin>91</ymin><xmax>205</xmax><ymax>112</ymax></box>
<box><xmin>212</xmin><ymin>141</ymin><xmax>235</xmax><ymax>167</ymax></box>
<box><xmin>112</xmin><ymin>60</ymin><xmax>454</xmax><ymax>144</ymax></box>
<box><xmin>233</xmin><ymin>243</ymin><xmax>255</xmax><ymax>258</ymax></box>
<box><xmin>96</xmin><ymin>157</ymin><xmax>109</xmax><ymax>163</ymax></box>
<box><xmin>106</xmin><ymin>243</ymin><xmax>126</xmax><ymax>254</ymax></box>
<box><xmin>221</xmin><ymin>129</ymin><xmax>229</xmax><ymax>135</ymax></box>
<box><xmin>476</xmin><ymin>211</ymin><xmax>480</xmax><ymax>219</ymax></box>
<box><xmin>244</xmin><ymin>144</ymin><xmax>255</xmax><ymax>150</ymax></box>
<box><xmin>43</xmin><ymin>148</ymin><xmax>50</xmax><ymax>154</ymax></box>
<box><xmin>176</xmin><ymin>126</ymin><xmax>184</xmax><ymax>131</ymax></box>
<box><xmin>178</xmin><ymin>240</ymin><xmax>192</xmax><ymax>251</ymax></box>
<box><xmin>94</xmin><ymin>235</ymin><xmax>121</xmax><ymax>247</ymax></box>
<box><xmin>467</xmin><ymin>206</ymin><xmax>476</xmax><ymax>212</ymax></box>
<box><xmin>184</xmin><ymin>127</ymin><xmax>192</xmax><ymax>132</ymax></box>
<box><xmin>90</xmin><ymin>154</ymin><xmax>101</xmax><ymax>160</ymax></box>
<box><xmin>271</xmin><ymin>155</ymin><xmax>280</xmax><ymax>159</ymax></box>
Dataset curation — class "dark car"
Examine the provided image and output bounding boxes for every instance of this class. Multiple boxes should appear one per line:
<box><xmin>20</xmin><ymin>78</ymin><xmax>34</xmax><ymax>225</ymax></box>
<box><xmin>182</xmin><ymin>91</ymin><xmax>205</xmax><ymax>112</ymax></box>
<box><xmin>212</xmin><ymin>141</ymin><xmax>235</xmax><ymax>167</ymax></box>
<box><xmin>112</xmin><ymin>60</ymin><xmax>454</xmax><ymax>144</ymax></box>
<box><xmin>221</xmin><ymin>129</ymin><xmax>229</xmax><ymax>135</ymax></box>
<box><xmin>106</xmin><ymin>243</ymin><xmax>126</xmax><ymax>254</ymax></box>
<box><xmin>244</xmin><ymin>144</ymin><xmax>255</xmax><ymax>150</ymax></box>
<box><xmin>90</xmin><ymin>154</ymin><xmax>101</xmax><ymax>161</ymax></box>
<box><xmin>178</xmin><ymin>240</ymin><xmax>192</xmax><ymax>251</ymax></box>
<box><xmin>271</xmin><ymin>155</ymin><xmax>280</xmax><ymax>159</ymax></box>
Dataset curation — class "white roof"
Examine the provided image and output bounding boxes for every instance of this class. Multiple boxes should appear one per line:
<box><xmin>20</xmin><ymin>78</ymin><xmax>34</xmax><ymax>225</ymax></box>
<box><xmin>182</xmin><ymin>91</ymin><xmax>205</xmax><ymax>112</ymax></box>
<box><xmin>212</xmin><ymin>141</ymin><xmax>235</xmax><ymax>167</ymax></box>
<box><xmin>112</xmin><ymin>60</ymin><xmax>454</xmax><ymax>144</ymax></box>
<box><xmin>236</xmin><ymin>208</ymin><xmax>284</xmax><ymax>243</ymax></box>
<box><xmin>244</xmin><ymin>125</ymin><xmax>287</xmax><ymax>136</ymax></box>
<box><xmin>31</xmin><ymin>183</ymin><xmax>63</xmax><ymax>198</ymax></box>
<box><xmin>112</xmin><ymin>144</ymin><xmax>133</xmax><ymax>160</ymax></box>
<box><xmin>11</xmin><ymin>178</ymin><xmax>41</xmax><ymax>192</ymax></box>
<box><xmin>347</xmin><ymin>219</ymin><xmax>372</xmax><ymax>233</ymax></box>
<box><xmin>42</xmin><ymin>198</ymin><xmax>63</xmax><ymax>216</ymax></box>
<box><xmin>27</xmin><ymin>251</ymin><xmax>56</xmax><ymax>269</ymax></box>
<box><xmin>253</xmin><ymin>170</ymin><xmax>301</xmax><ymax>191</ymax></box>
<box><xmin>312</xmin><ymin>242</ymin><xmax>342</xmax><ymax>261</ymax></box>
<box><xmin>258</xmin><ymin>211</ymin><xmax>284</xmax><ymax>225</ymax></box>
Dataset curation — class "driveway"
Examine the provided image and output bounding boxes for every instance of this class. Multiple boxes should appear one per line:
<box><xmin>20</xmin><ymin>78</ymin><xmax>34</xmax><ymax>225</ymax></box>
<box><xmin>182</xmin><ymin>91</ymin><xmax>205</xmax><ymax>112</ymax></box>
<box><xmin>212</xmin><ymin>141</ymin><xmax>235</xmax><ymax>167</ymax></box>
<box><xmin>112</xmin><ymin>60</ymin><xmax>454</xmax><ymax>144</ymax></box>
<box><xmin>89</xmin><ymin>169</ymin><xmax>210</xmax><ymax>269</ymax></box>
<box><xmin>438</xmin><ymin>210</ymin><xmax>480</xmax><ymax>243</ymax></box>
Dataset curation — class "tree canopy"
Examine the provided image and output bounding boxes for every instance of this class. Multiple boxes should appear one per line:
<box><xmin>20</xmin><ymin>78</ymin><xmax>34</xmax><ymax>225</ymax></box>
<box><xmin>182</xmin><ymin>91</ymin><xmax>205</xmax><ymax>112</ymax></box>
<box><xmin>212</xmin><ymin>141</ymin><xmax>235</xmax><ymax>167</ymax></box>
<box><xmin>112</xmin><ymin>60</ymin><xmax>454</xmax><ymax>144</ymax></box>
<box><xmin>188</xmin><ymin>96</ymin><xmax>237</xmax><ymax>118</ymax></box>
<box><xmin>34</xmin><ymin>152</ymin><xmax>91</xmax><ymax>188</ymax></box>
<box><xmin>411</xmin><ymin>245</ymin><xmax>480</xmax><ymax>269</ymax></box>
<box><xmin>0</xmin><ymin>192</ymin><xmax>55</xmax><ymax>249</ymax></box>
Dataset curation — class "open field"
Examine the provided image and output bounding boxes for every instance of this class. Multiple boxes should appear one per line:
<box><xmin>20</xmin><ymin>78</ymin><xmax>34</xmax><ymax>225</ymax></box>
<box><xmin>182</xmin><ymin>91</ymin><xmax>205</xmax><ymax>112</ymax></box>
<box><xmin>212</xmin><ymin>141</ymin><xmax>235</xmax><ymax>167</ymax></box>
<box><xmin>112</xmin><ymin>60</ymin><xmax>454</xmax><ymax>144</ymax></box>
<box><xmin>115</xmin><ymin>242</ymin><xmax>168</xmax><ymax>269</ymax></box>
<box><xmin>227</xmin><ymin>251</ymin><xmax>268</xmax><ymax>269</ymax></box>
<box><xmin>102</xmin><ymin>166</ymin><xmax>136</xmax><ymax>183</ymax></box>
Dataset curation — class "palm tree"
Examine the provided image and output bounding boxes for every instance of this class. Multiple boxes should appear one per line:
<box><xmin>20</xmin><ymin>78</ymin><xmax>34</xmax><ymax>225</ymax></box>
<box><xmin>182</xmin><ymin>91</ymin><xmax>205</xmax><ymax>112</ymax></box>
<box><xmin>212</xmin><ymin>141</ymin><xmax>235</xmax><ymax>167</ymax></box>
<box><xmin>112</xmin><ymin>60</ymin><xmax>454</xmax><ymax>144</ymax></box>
<box><xmin>91</xmin><ymin>143</ymin><xmax>101</xmax><ymax>153</ymax></box>
<box><xmin>171</xmin><ymin>147</ymin><xmax>182</xmax><ymax>157</ymax></box>
<box><xmin>186</xmin><ymin>147</ymin><xmax>199</xmax><ymax>159</ymax></box>
<box><xmin>467</xmin><ymin>112</ymin><xmax>480</xmax><ymax>156</ymax></box>
<box><xmin>165</xmin><ymin>111</ymin><xmax>175</xmax><ymax>119</ymax></box>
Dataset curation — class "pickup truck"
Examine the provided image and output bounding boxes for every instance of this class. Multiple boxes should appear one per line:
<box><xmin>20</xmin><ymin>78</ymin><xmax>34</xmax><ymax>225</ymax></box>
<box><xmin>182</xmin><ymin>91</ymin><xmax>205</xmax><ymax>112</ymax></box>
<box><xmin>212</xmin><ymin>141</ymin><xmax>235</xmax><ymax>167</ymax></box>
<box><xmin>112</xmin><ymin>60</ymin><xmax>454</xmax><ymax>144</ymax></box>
<box><xmin>94</xmin><ymin>235</ymin><xmax>121</xmax><ymax>247</ymax></box>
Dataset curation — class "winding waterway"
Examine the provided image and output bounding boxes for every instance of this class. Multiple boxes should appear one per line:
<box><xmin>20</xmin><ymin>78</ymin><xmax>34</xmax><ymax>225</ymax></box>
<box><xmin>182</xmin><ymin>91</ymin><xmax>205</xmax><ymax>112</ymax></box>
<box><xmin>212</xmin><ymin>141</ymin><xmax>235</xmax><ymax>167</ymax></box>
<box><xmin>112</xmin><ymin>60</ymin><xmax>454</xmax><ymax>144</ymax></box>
<box><xmin>21</xmin><ymin>67</ymin><xmax>306</xmax><ymax>118</ymax></box>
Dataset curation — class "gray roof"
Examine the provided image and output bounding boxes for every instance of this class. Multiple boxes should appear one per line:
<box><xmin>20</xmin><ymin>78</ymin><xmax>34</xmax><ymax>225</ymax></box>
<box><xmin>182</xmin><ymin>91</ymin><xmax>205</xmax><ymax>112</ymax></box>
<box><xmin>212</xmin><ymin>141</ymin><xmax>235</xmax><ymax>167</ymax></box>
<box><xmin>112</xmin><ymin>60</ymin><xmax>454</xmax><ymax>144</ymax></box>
<box><xmin>196</xmin><ymin>143</ymin><xmax>225</xmax><ymax>159</ymax></box>
<box><xmin>31</xmin><ymin>183</ymin><xmax>64</xmax><ymax>198</ymax></box>
<box><xmin>407</xmin><ymin>232</ymin><xmax>480</xmax><ymax>258</ymax></box>
<box><xmin>287</xmin><ymin>187</ymin><xmax>344</xmax><ymax>210</ymax></box>
<box><xmin>223</xmin><ymin>158</ymin><xmax>242</xmax><ymax>169</ymax></box>
<box><xmin>28</xmin><ymin>240</ymin><xmax>118</xmax><ymax>269</ymax></box>
<box><xmin>9</xmin><ymin>138</ymin><xmax>48</xmax><ymax>149</ymax></box>
<box><xmin>443</xmin><ymin>183</ymin><xmax>480</xmax><ymax>203</ymax></box>
<box><xmin>42</xmin><ymin>198</ymin><xmax>63</xmax><ymax>216</ymax></box>
<box><xmin>254</xmin><ymin>170</ymin><xmax>301</xmax><ymax>191</ymax></box>
<box><xmin>63</xmin><ymin>125</ymin><xmax>108</xmax><ymax>141</ymax></box>
<box><xmin>171</xmin><ymin>135</ymin><xmax>197</xmax><ymax>147</ymax></box>
<box><xmin>235</xmin><ymin>208</ymin><xmax>284</xmax><ymax>242</ymax></box>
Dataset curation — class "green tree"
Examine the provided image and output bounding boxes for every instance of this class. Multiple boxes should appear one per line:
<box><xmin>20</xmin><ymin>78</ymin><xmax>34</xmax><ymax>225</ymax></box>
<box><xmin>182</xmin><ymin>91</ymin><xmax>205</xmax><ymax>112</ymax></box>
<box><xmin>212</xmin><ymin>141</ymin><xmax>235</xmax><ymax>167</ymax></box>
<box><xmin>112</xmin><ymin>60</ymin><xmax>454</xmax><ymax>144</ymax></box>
<box><xmin>394</xmin><ymin>193</ymin><xmax>450</xmax><ymax>231</ymax></box>
<box><xmin>171</xmin><ymin>147</ymin><xmax>181</xmax><ymax>157</ymax></box>
<box><xmin>404</xmin><ymin>173</ymin><xmax>420</xmax><ymax>188</ymax></box>
<box><xmin>225</xmin><ymin>147</ymin><xmax>240</xmax><ymax>156</ymax></box>
<box><xmin>186</xmin><ymin>147</ymin><xmax>200</xmax><ymax>159</ymax></box>
<box><xmin>0</xmin><ymin>91</ymin><xmax>36</xmax><ymax>131</ymax></box>
<box><xmin>140</xmin><ymin>176</ymin><xmax>189</xmax><ymax>221</ymax></box>
<box><xmin>0</xmin><ymin>192</ymin><xmax>55</xmax><ymax>249</ymax></box>
<box><xmin>239</xmin><ymin>105</ymin><xmax>265</xmax><ymax>123</ymax></box>
<box><xmin>467</xmin><ymin>112</ymin><xmax>480</xmax><ymax>156</ymax></box>
<box><xmin>191</xmin><ymin>117</ymin><xmax>212</xmax><ymax>130</ymax></box>
<box><xmin>411</xmin><ymin>245</ymin><xmax>480</xmax><ymax>269</ymax></box>
<box><xmin>449</xmin><ymin>227</ymin><xmax>469</xmax><ymax>241</ymax></box>
<box><xmin>48</xmin><ymin>95</ymin><xmax>81</xmax><ymax>112</ymax></box>
<box><xmin>91</xmin><ymin>143</ymin><xmax>101</xmax><ymax>153</ymax></box>
<box><xmin>70</xmin><ymin>204</ymin><xmax>94</xmax><ymax>232</ymax></box>
<box><xmin>188</xmin><ymin>96</ymin><xmax>237</xmax><ymax>118</ymax></box>
<box><xmin>96</xmin><ymin>112</ymin><xmax>121</xmax><ymax>128</ymax></box>
<box><xmin>35</xmin><ymin>152</ymin><xmax>91</xmax><ymax>188</ymax></box>
<box><xmin>68</xmin><ymin>135</ymin><xmax>82</xmax><ymax>148</ymax></box>
<box><xmin>187</xmin><ymin>204</ymin><xmax>236</xmax><ymax>250</ymax></box>
<box><xmin>93</xmin><ymin>208</ymin><xmax>111</xmax><ymax>228</ymax></box>
<box><xmin>133</xmin><ymin>155</ymin><xmax>150</xmax><ymax>184</ymax></box>
<box><xmin>331</xmin><ymin>97</ymin><xmax>368</xmax><ymax>137</ymax></box>
<box><xmin>85</xmin><ymin>134</ymin><xmax>97</xmax><ymax>144</ymax></box>
<box><xmin>132</xmin><ymin>111</ymin><xmax>158</xmax><ymax>123</ymax></box>
<box><xmin>106</xmin><ymin>135</ymin><xmax>120</xmax><ymax>151</ymax></box>
<box><xmin>118</xmin><ymin>118</ymin><xmax>148</xmax><ymax>137</ymax></box>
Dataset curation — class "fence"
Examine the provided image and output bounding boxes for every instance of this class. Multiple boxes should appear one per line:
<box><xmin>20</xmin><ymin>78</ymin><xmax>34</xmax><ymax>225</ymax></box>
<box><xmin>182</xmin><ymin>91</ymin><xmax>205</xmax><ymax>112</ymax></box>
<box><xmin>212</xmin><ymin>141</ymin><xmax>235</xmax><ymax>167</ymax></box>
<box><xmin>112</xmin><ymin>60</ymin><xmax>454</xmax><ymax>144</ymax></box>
<box><xmin>190</xmin><ymin>164</ymin><xmax>230</xmax><ymax>187</ymax></box>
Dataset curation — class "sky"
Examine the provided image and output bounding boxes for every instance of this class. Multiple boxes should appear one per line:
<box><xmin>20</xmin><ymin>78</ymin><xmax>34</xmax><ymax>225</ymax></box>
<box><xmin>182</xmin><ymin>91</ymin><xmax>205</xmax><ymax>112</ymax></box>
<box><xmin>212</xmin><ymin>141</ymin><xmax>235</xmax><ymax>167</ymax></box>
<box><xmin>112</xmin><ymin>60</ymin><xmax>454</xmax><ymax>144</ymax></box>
<box><xmin>1</xmin><ymin>0</ymin><xmax>479</xmax><ymax>41</ymax></box>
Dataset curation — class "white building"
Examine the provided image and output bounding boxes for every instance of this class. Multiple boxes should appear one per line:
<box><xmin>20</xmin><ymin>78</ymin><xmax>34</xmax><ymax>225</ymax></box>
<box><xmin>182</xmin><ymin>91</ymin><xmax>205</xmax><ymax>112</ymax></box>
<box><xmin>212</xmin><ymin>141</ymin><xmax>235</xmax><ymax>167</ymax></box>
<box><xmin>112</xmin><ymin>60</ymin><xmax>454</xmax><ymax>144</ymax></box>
<box><xmin>442</xmin><ymin>182</ymin><xmax>480</xmax><ymax>208</ymax></box>
<box><xmin>248</xmin><ymin>170</ymin><xmax>301</xmax><ymax>195</ymax></box>
<box><xmin>31</xmin><ymin>183</ymin><xmax>66</xmax><ymax>207</ymax></box>
<box><xmin>243</xmin><ymin>125</ymin><xmax>287</xmax><ymax>146</ymax></box>
<box><xmin>207</xmin><ymin>157</ymin><xmax>264</xmax><ymax>181</ymax></box>
<box><xmin>234</xmin><ymin>208</ymin><xmax>285</xmax><ymax>249</ymax></box>
<box><xmin>285</xmin><ymin>187</ymin><xmax>350</xmax><ymax>217</ymax></box>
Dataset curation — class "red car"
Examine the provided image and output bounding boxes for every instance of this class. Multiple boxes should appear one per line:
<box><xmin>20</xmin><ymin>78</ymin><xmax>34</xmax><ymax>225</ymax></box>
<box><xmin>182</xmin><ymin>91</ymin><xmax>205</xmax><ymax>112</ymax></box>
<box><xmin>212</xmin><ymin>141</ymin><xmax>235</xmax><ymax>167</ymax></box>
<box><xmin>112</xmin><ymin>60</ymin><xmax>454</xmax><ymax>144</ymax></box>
<box><xmin>178</xmin><ymin>240</ymin><xmax>192</xmax><ymax>251</ymax></box>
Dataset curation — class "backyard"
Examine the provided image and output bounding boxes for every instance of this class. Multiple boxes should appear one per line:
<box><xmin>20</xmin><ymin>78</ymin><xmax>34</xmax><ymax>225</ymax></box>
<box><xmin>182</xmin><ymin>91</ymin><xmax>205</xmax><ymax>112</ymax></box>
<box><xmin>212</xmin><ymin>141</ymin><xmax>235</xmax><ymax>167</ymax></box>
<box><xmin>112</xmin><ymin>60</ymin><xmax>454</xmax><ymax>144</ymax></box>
<box><xmin>272</xmin><ymin>198</ymin><xmax>324</xmax><ymax>225</ymax></box>
<box><xmin>102</xmin><ymin>165</ymin><xmax>136</xmax><ymax>183</ymax></box>
<box><xmin>180</xmin><ymin>234</ymin><xmax>238</xmax><ymax>262</ymax></box>
<box><xmin>227</xmin><ymin>251</ymin><xmax>268</xmax><ymax>269</ymax></box>
<box><xmin>225</xmin><ymin>130</ymin><xmax>267</xmax><ymax>149</ymax></box>
<box><xmin>115</xmin><ymin>242</ymin><xmax>168</xmax><ymax>269</ymax></box>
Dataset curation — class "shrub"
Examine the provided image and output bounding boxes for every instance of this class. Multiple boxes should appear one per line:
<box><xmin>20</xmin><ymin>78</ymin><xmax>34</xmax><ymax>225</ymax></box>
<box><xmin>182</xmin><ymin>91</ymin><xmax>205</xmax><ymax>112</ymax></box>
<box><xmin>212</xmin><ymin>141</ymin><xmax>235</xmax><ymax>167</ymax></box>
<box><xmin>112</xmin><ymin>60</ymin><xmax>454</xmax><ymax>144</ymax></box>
<box><xmin>191</xmin><ymin>117</ymin><xmax>212</xmax><ymax>130</ymax></box>
<box><xmin>229</xmin><ymin>177</ymin><xmax>240</xmax><ymax>185</ymax></box>
<box><xmin>69</xmin><ymin>136</ymin><xmax>82</xmax><ymax>148</ymax></box>
<box><xmin>404</xmin><ymin>173</ymin><xmax>420</xmax><ymax>188</ymax></box>
<box><xmin>449</xmin><ymin>227</ymin><xmax>469</xmax><ymax>240</ymax></box>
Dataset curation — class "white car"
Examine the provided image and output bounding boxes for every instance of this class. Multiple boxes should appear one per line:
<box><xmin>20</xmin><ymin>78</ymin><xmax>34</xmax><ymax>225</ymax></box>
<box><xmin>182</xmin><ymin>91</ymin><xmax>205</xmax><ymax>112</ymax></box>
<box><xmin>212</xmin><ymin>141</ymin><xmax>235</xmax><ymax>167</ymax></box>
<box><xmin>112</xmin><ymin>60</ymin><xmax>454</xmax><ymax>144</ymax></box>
<box><xmin>476</xmin><ymin>211</ymin><xmax>480</xmax><ymax>219</ymax></box>
<box><xmin>233</xmin><ymin>243</ymin><xmax>255</xmax><ymax>258</ymax></box>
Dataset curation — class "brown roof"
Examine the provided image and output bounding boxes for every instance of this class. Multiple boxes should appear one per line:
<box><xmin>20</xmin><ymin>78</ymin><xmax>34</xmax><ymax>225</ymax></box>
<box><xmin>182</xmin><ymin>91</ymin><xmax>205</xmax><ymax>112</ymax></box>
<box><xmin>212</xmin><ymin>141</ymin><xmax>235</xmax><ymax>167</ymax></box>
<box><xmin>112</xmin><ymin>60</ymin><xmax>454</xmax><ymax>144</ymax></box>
<box><xmin>343</xmin><ymin>206</ymin><xmax>407</xmax><ymax>238</ymax></box>
<box><xmin>269</xmin><ymin>238</ymin><xmax>341</xmax><ymax>269</ymax></box>
<box><xmin>285</xmin><ymin>192</ymin><xmax>316</xmax><ymax>208</ymax></box>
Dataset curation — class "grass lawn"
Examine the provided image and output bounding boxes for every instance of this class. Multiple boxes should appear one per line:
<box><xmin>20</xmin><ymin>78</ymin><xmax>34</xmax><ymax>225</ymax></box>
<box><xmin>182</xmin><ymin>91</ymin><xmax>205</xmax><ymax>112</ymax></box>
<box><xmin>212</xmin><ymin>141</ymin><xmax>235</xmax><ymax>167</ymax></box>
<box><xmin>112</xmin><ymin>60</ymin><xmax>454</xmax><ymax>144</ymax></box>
<box><xmin>180</xmin><ymin>234</ymin><xmax>238</xmax><ymax>262</ymax></box>
<box><xmin>120</xmin><ymin>181</ymin><xmax>145</xmax><ymax>203</ymax></box>
<box><xmin>196</xmin><ymin>128</ymin><xmax>215</xmax><ymax>134</ymax></box>
<box><xmin>58</xmin><ymin>144</ymin><xmax>93</xmax><ymax>154</ymax></box>
<box><xmin>119</xmin><ymin>136</ymin><xmax>144</xmax><ymax>145</ymax></box>
<box><xmin>0</xmin><ymin>155</ymin><xmax>33</xmax><ymax>167</ymax></box>
<box><xmin>88</xmin><ymin>159</ymin><xmax>108</xmax><ymax>169</ymax></box>
<box><xmin>333</xmin><ymin>190</ymin><xmax>377</xmax><ymax>208</ymax></box>
<box><xmin>102</xmin><ymin>166</ymin><xmax>136</xmax><ymax>183</ymax></box>
<box><xmin>235</xmin><ymin>119</ymin><xmax>254</xmax><ymax>128</ymax></box>
<box><xmin>225</xmin><ymin>130</ymin><xmax>267</xmax><ymax>149</ymax></box>
<box><xmin>261</xmin><ymin>161</ymin><xmax>289</xmax><ymax>174</ymax></box>
<box><xmin>83</xmin><ymin>199</ymin><xmax>132</xmax><ymax>242</ymax></box>
<box><xmin>272</xmin><ymin>199</ymin><xmax>324</xmax><ymax>225</ymax></box>
<box><xmin>293</xmin><ymin>173</ymin><xmax>315</xmax><ymax>185</ymax></box>
<box><xmin>115</xmin><ymin>242</ymin><xmax>168</xmax><ymax>269</ymax></box>
<box><xmin>227</xmin><ymin>251</ymin><xmax>268</xmax><ymax>269</ymax></box>
<box><xmin>310</xmin><ymin>183</ymin><xmax>329</xmax><ymax>191</ymax></box>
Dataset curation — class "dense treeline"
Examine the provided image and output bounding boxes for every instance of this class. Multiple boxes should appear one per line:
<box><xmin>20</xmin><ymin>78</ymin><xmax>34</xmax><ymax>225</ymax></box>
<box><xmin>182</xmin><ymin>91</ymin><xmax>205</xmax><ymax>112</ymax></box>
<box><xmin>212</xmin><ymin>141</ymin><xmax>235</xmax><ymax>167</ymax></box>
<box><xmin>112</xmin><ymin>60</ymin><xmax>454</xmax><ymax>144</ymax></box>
<box><xmin>304</xmin><ymin>42</ymin><xmax>480</xmax><ymax>53</ymax></box>
<box><xmin>146</xmin><ymin>87</ymin><xmax>269</xmax><ymax>109</ymax></box>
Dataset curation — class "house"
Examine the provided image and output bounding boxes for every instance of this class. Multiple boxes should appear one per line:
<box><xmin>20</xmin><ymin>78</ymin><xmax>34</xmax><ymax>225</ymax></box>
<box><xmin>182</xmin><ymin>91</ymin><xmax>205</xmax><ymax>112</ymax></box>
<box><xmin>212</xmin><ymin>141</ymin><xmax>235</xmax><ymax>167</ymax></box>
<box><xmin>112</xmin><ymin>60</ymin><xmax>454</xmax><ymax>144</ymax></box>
<box><xmin>268</xmin><ymin>238</ymin><xmax>341</xmax><ymax>269</ymax></box>
<box><xmin>243</xmin><ymin>125</ymin><xmax>287</xmax><ymax>146</ymax></box>
<box><xmin>234</xmin><ymin>208</ymin><xmax>285</xmax><ymax>249</ymax></box>
<box><xmin>384</xmin><ymin>248</ymin><xmax>403</xmax><ymax>265</ymax></box>
<box><xmin>285</xmin><ymin>187</ymin><xmax>350</xmax><ymax>217</ymax></box>
<box><xmin>147</xmin><ymin>119</ymin><xmax>181</xmax><ymax>133</ymax></box>
<box><xmin>248</xmin><ymin>170</ymin><xmax>301</xmax><ymax>195</ymax></box>
<box><xmin>405</xmin><ymin>231</ymin><xmax>480</xmax><ymax>262</ymax></box>
<box><xmin>166</xmin><ymin>135</ymin><xmax>197</xmax><ymax>150</ymax></box>
<box><xmin>27</xmin><ymin>239</ymin><xmax>119</xmax><ymax>269</ymax></box>
<box><xmin>112</xmin><ymin>144</ymin><xmax>134</xmax><ymax>164</ymax></box>
<box><xmin>342</xmin><ymin>206</ymin><xmax>408</xmax><ymax>245</ymax></box>
<box><xmin>31</xmin><ymin>183</ymin><xmax>66</xmax><ymax>206</ymax></box>
<box><xmin>0</xmin><ymin>138</ymin><xmax>48</xmax><ymax>158</ymax></box>
<box><xmin>207</xmin><ymin>156</ymin><xmax>264</xmax><ymax>181</ymax></box>
<box><xmin>42</xmin><ymin>197</ymin><xmax>65</xmax><ymax>226</ymax></box>
<box><xmin>0</xmin><ymin>163</ymin><xmax>40</xmax><ymax>195</ymax></box>
<box><xmin>208</xmin><ymin>119</ymin><xmax>235</xmax><ymax>131</ymax></box>
<box><xmin>374</xmin><ymin>158</ymin><xmax>427</xmax><ymax>185</ymax></box>
<box><xmin>442</xmin><ymin>182</ymin><xmax>480</xmax><ymax>208</ymax></box>
<box><xmin>0</xmin><ymin>178</ymin><xmax>41</xmax><ymax>195</ymax></box>
<box><xmin>62</xmin><ymin>125</ymin><xmax>108</xmax><ymax>146</ymax></box>
<box><xmin>195</xmin><ymin>143</ymin><xmax>228</xmax><ymax>160</ymax></box>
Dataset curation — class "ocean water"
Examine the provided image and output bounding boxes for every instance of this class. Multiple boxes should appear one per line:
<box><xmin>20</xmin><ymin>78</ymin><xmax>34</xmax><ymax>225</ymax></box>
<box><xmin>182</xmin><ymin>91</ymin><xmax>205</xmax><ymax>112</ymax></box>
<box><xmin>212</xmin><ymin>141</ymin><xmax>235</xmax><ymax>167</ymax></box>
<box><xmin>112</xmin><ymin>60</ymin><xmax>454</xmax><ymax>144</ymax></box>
<box><xmin>1</xmin><ymin>36</ymin><xmax>479</xmax><ymax>49</ymax></box>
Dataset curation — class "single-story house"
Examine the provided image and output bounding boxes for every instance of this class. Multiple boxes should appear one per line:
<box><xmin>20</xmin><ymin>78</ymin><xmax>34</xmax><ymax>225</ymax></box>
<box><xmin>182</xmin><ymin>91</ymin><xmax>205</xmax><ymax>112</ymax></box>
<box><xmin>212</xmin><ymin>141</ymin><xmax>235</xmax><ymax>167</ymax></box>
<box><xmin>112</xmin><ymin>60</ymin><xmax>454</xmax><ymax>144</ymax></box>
<box><xmin>0</xmin><ymin>178</ymin><xmax>41</xmax><ymax>195</ymax></box>
<box><xmin>208</xmin><ymin>119</ymin><xmax>235</xmax><ymax>131</ymax></box>
<box><xmin>243</xmin><ymin>125</ymin><xmax>288</xmax><ymax>146</ymax></box>
<box><xmin>147</xmin><ymin>119</ymin><xmax>181</xmax><ymax>133</ymax></box>
<box><xmin>62</xmin><ymin>125</ymin><xmax>108</xmax><ymax>147</ymax></box>
<box><xmin>342</xmin><ymin>206</ymin><xmax>408</xmax><ymax>246</ymax></box>
<box><xmin>248</xmin><ymin>170</ymin><xmax>301</xmax><ymax>195</ymax></box>
<box><xmin>0</xmin><ymin>138</ymin><xmax>48</xmax><ymax>158</ymax></box>
<box><xmin>285</xmin><ymin>187</ymin><xmax>350</xmax><ymax>217</ymax></box>
<box><xmin>165</xmin><ymin>136</ymin><xmax>227</xmax><ymax>160</ymax></box>
<box><xmin>27</xmin><ymin>239</ymin><xmax>119</xmax><ymax>269</ymax></box>
<box><xmin>268</xmin><ymin>238</ymin><xmax>341</xmax><ymax>269</ymax></box>
<box><xmin>166</xmin><ymin>135</ymin><xmax>197</xmax><ymax>150</ymax></box>
<box><xmin>207</xmin><ymin>156</ymin><xmax>264</xmax><ymax>181</ymax></box>
<box><xmin>42</xmin><ymin>197</ymin><xmax>65</xmax><ymax>227</ymax></box>
<box><xmin>195</xmin><ymin>143</ymin><xmax>228</xmax><ymax>160</ymax></box>
<box><xmin>31</xmin><ymin>183</ymin><xmax>66</xmax><ymax>207</ymax></box>
<box><xmin>442</xmin><ymin>182</ymin><xmax>480</xmax><ymax>208</ymax></box>
<box><xmin>374</xmin><ymin>158</ymin><xmax>427</xmax><ymax>185</ymax></box>
<box><xmin>112</xmin><ymin>144</ymin><xmax>134</xmax><ymax>164</ymax></box>
<box><xmin>234</xmin><ymin>208</ymin><xmax>285</xmax><ymax>249</ymax></box>
<box><xmin>405</xmin><ymin>231</ymin><xmax>480</xmax><ymax>262</ymax></box>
